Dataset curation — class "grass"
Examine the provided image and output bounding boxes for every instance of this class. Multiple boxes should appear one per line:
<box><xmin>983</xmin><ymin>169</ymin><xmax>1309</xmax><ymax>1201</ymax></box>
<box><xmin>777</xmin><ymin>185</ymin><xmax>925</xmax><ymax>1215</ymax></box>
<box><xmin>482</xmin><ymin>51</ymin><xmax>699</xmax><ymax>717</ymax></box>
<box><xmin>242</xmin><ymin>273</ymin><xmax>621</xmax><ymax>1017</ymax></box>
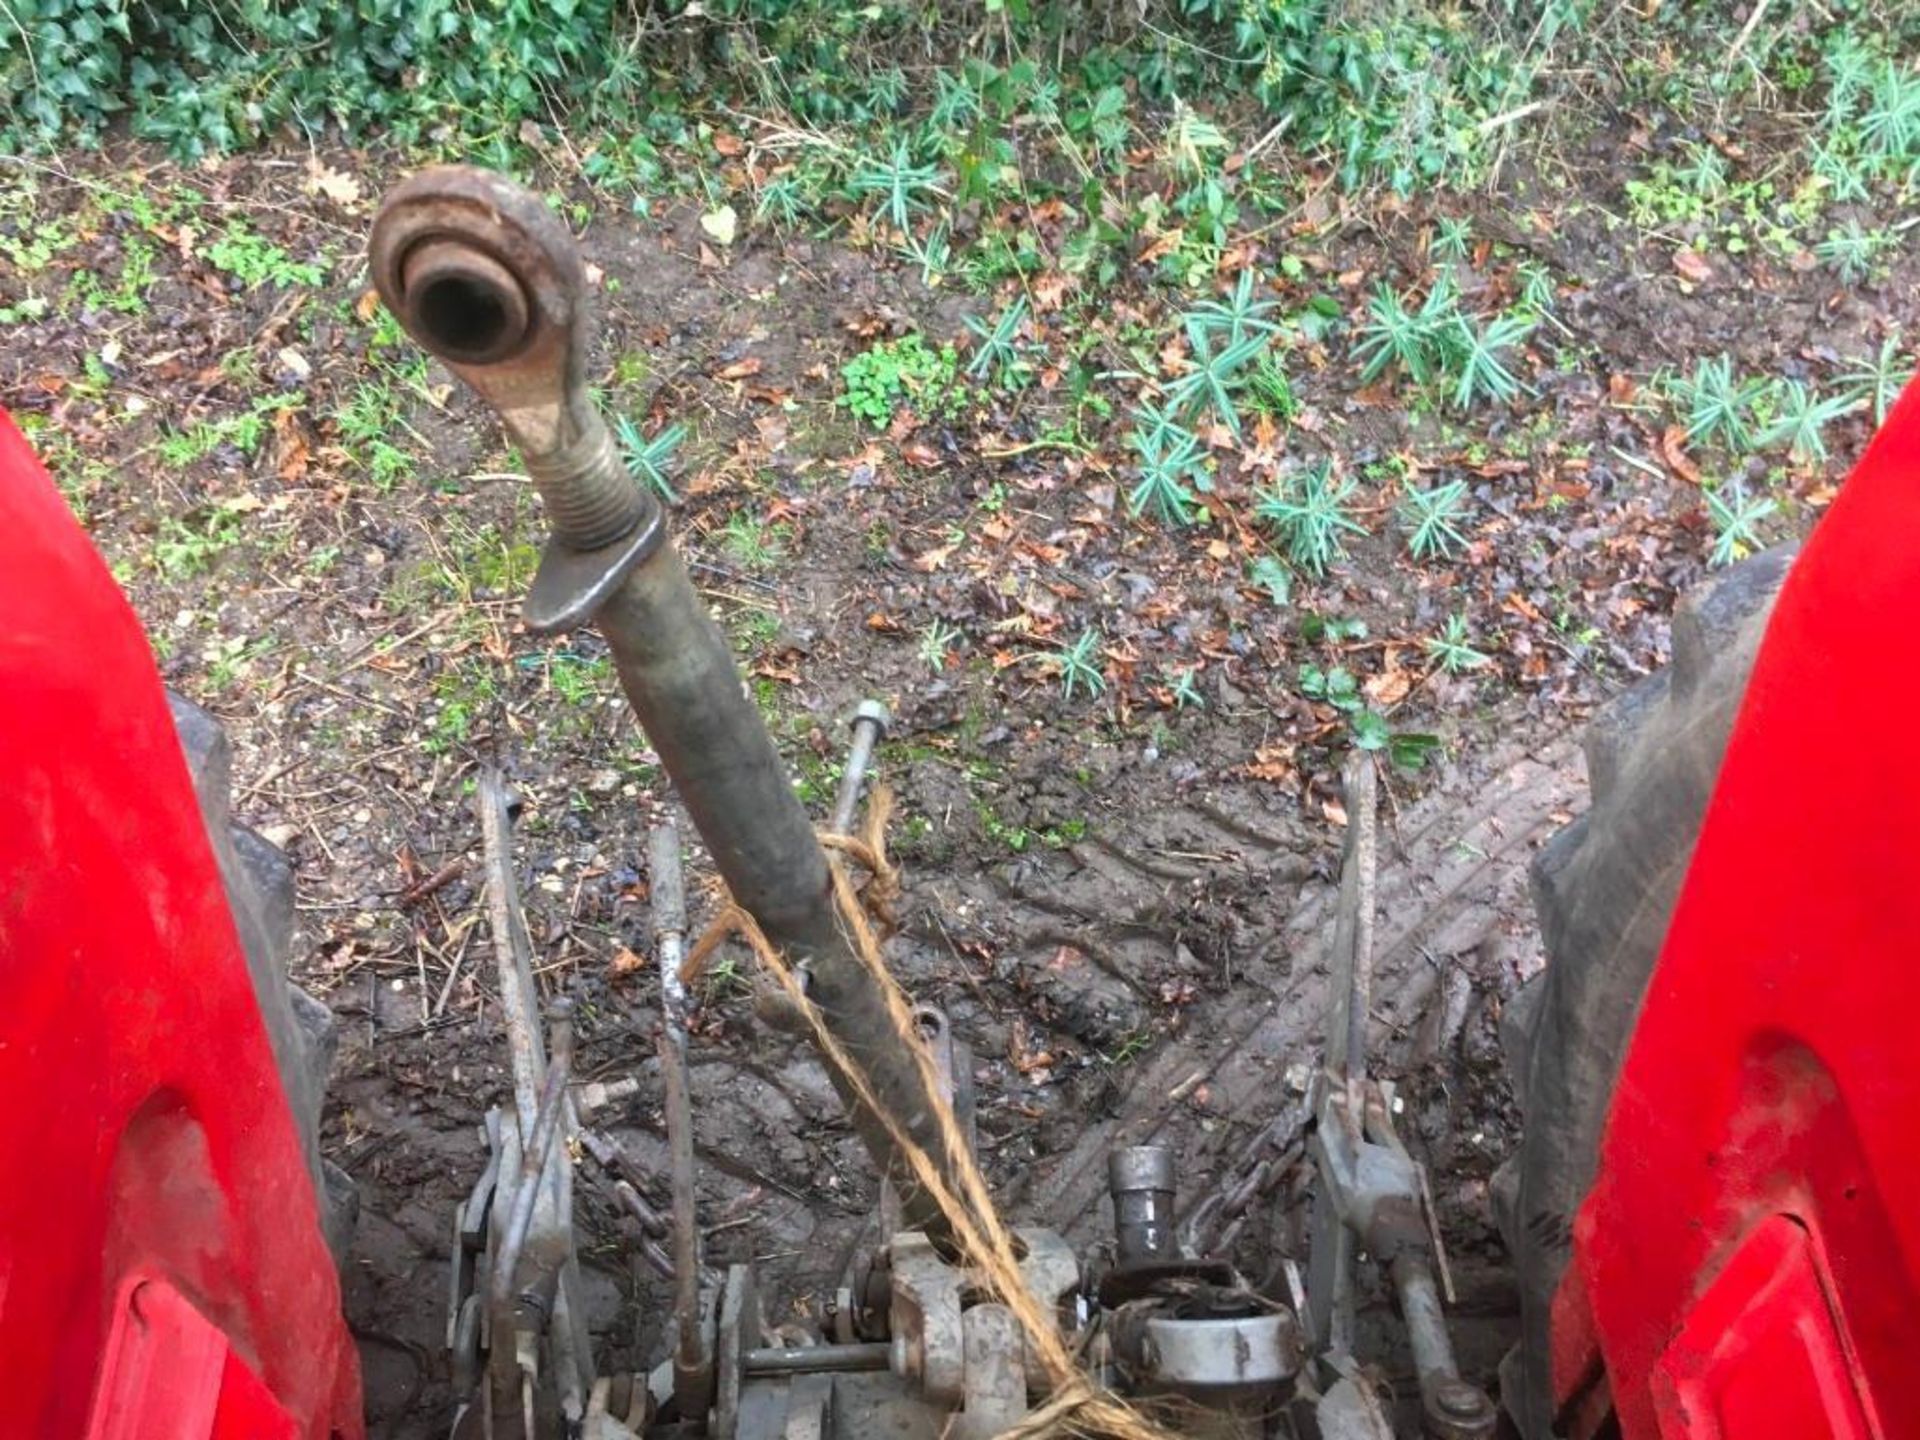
<box><xmin>720</xmin><ymin>509</ymin><xmax>788</xmax><ymax>571</ymax></box>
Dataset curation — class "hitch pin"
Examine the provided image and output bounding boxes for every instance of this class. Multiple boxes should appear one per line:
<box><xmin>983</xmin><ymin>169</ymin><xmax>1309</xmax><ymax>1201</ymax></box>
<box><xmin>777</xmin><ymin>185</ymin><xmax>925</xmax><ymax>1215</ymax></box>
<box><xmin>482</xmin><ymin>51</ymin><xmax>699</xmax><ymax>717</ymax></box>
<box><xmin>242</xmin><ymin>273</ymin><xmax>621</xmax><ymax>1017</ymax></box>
<box><xmin>830</xmin><ymin>699</ymin><xmax>891</xmax><ymax>836</ymax></box>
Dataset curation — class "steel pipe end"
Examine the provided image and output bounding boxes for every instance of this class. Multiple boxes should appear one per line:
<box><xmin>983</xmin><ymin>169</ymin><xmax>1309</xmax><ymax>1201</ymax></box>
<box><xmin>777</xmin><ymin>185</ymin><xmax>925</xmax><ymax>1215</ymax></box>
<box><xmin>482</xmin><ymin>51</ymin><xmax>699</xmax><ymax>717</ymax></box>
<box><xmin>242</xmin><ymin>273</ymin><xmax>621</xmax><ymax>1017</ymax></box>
<box><xmin>398</xmin><ymin>238</ymin><xmax>530</xmax><ymax>366</ymax></box>
<box><xmin>852</xmin><ymin>699</ymin><xmax>892</xmax><ymax>736</ymax></box>
<box><xmin>370</xmin><ymin>165</ymin><xmax>585</xmax><ymax>386</ymax></box>
<box><xmin>1109</xmin><ymin>1145</ymin><xmax>1176</xmax><ymax>1194</ymax></box>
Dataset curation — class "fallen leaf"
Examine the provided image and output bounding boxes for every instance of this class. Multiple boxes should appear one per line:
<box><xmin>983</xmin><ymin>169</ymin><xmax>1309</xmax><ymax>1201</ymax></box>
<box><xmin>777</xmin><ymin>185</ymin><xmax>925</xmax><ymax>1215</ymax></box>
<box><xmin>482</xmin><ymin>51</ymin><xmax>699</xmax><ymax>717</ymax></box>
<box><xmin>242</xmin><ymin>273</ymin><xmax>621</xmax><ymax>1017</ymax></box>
<box><xmin>865</xmin><ymin>612</ymin><xmax>904</xmax><ymax>634</ymax></box>
<box><xmin>1033</xmin><ymin>271</ymin><xmax>1071</xmax><ymax>311</ymax></box>
<box><xmin>1671</xmin><ymin>247</ymin><xmax>1713</xmax><ymax>284</ymax></box>
<box><xmin>304</xmin><ymin>159</ymin><xmax>362</xmax><ymax>208</ymax></box>
<box><xmin>608</xmin><ymin>945</ymin><xmax>645</xmax><ymax>978</ymax></box>
<box><xmin>1246</xmin><ymin>743</ymin><xmax>1295</xmax><ymax>785</ymax></box>
<box><xmin>911</xmin><ymin>543</ymin><xmax>956</xmax><ymax>572</ymax></box>
<box><xmin>902</xmin><ymin>441</ymin><xmax>940</xmax><ymax>467</ymax></box>
<box><xmin>355</xmin><ymin>289</ymin><xmax>382</xmax><ymax>323</ymax></box>
<box><xmin>700</xmin><ymin>205</ymin><xmax>739</xmax><ymax>246</ymax></box>
<box><xmin>1657</xmin><ymin>425</ymin><xmax>1702</xmax><ymax>484</ymax></box>
<box><xmin>1504</xmin><ymin>593</ymin><xmax>1544</xmax><ymax>624</ymax></box>
<box><xmin>1364</xmin><ymin>653</ymin><xmax>1412</xmax><ymax>706</ymax></box>
<box><xmin>1138</xmin><ymin>229</ymin><xmax>1184</xmax><ymax>266</ymax></box>
<box><xmin>714</xmin><ymin>356</ymin><xmax>762</xmax><ymax>381</ymax></box>
<box><xmin>713</xmin><ymin>133</ymin><xmax>745</xmax><ymax>157</ymax></box>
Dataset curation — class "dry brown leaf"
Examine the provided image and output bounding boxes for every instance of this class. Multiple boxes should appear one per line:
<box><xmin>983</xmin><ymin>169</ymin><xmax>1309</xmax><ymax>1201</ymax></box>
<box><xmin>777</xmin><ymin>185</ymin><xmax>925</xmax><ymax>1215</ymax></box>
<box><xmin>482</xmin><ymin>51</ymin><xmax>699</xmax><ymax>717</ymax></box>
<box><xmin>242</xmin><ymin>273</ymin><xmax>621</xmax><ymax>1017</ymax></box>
<box><xmin>1671</xmin><ymin>247</ymin><xmax>1713</xmax><ymax>284</ymax></box>
<box><xmin>608</xmin><ymin>945</ymin><xmax>645</xmax><ymax>978</ymax></box>
<box><xmin>1246</xmin><ymin>743</ymin><xmax>1295</xmax><ymax>785</ymax></box>
<box><xmin>714</xmin><ymin>356</ymin><xmax>763</xmax><ymax>381</ymax></box>
<box><xmin>1138</xmin><ymin>229</ymin><xmax>1185</xmax><ymax>266</ymax></box>
<box><xmin>304</xmin><ymin>159</ymin><xmax>362</xmax><ymax>208</ymax></box>
<box><xmin>1658</xmin><ymin>425</ymin><xmax>1702</xmax><ymax>484</ymax></box>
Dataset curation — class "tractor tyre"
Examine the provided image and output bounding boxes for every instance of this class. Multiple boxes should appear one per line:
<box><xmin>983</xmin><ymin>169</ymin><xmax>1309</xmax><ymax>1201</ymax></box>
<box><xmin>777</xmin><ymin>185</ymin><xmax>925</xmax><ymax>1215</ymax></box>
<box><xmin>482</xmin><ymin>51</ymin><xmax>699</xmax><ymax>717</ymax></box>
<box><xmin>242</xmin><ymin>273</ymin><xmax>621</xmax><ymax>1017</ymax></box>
<box><xmin>1497</xmin><ymin>547</ymin><xmax>1797</xmax><ymax>1437</ymax></box>
<box><xmin>171</xmin><ymin>694</ymin><xmax>357</xmax><ymax>1262</ymax></box>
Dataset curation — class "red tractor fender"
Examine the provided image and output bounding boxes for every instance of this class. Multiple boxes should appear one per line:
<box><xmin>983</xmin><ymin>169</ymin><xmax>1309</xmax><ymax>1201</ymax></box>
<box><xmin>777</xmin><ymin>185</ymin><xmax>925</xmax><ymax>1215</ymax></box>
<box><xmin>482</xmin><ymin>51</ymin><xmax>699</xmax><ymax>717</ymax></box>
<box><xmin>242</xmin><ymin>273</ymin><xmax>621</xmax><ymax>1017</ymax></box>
<box><xmin>0</xmin><ymin>408</ymin><xmax>363</xmax><ymax>1438</ymax></box>
<box><xmin>1557</xmin><ymin>374</ymin><xmax>1920</xmax><ymax>1437</ymax></box>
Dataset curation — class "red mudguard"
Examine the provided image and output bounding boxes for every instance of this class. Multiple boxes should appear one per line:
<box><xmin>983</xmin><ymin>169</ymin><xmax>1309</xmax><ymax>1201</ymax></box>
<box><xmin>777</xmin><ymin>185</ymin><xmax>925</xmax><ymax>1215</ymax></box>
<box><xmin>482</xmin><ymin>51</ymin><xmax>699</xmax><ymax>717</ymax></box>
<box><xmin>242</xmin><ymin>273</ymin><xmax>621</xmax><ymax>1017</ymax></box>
<box><xmin>0</xmin><ymin>408</ymin><xmax>363</xmax><ymax>1438</ymax></box>
<box><xmin>1556</xmin><ymin>374</ymin><xmax>1920</xmax><ymax>1437</ymax></box>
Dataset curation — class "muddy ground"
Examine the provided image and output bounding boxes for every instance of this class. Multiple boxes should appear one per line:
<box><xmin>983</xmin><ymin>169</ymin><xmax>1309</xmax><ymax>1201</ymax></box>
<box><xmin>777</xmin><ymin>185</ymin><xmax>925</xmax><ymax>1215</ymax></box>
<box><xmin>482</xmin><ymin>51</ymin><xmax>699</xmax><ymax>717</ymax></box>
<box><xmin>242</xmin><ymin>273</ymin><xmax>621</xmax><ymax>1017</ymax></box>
<box><xmin>2</xmin><ymin>118</ymin><xmax>1913</xmax><ymax>1435</ymax></box>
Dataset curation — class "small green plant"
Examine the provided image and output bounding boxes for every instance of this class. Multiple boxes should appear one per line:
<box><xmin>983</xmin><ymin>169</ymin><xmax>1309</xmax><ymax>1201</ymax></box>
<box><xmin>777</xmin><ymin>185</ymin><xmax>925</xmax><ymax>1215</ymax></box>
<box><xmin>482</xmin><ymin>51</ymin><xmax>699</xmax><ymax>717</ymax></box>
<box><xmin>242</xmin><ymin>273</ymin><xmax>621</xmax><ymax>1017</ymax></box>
<box><xmin>965</xmin><ymin>295</ymin><xmax>1031</xmax><ymax>386</ymax></box>
<box><xmin>1167</xmin><ymin>666</ymin><xmax>1204</xmax><ymax>710</ymax></box>
<box><xmin>1182</xmin><ymin>271</ymin><xmax>1277</xmax><ymax>348</ymax></box>
<box><xmin>1430</xmin><ymin>215</ymin><xmax>1472</xmax><ymax>264</ymax></box>
<box><xmin>919</xmin><ymin>619</ymin><xmax>963</xmax><ymax>673</ymax></box>
<box><xmin>1761</xmin><ymin>380</ymin><xmax>1858</xmax><ymax>465</ymax></box>
<box><xmin>205</xmin><ymin>224</ymin><xmax>325</xmax><ymax>289</ymax></box>
<box><xmin>153</xmin><ymin>500</ymin><xmax>249</xmax><ymax>579</ymax></box>
<box><xmin>1255</xmin><ymin>461</ymin><xmax>1365</xmax><ymax>577</ymax></box>
<box><xmin>1165</xmin><ymin>329</ymin><xmax>1269</xmax><ymax>436</ymax></box>
<box><xmin>1814</xmin><ymin>221</ymin><xmax>1896</xmax><ymax>283</ymax></box>
<box><xmin>1128</xmin><ymin>406</ymin><xmax>1209</xmax><ymax>526</ymax></box>
<box><xmin>720</xmin><ymin>509</ymin><xmax>787</xmax><ymax>572</ymax></box>
<box><xmin>1052</xmin><ymin>627</ymin><xmax>1106</xmax><ymax>701</ymax></box>
<box><xmin>1669</xmin><ymin>355</ymin><xmax>1770</xmax><ymax>451</ymax></box>
<box><xmin>1298</xmin><ymin>662</ymin><xmax>1362</xmax><ymax>712</ymax></box>
<box><xmin>1445</xmin><ymin>311</ymin><xmax>1534</xmax><ymax>411</ymax></box>
<box><xmin>848</xmin><ymin>139</ymin><xmax>944</xmax><ymax>232</ymax></box>
<box><xmin>1425</xmin><ymin>612</ymin><xmax>1489</xmax><ymax>673</ymax></box>
<box><xmin>840</xmin><ymin>334</ymin><xmax>958</xmax><ymax>429</ymax></box>
<box><xmin>1840</xmin><ymin>332</ymin><xmax>1913</xmax><ymax>424</ymax></box>
<box><xmin>1705</xmin><ymin>483</ymin><xmax>1778</xmax><ymax>568</ymax></box>
<box><xmin>1397</xmin><ymin>479</ymin><xmax>1472</xmax><ymax>560</ymax></box>
<box><xmin>615</xmin><ymin>415</ymin><xmax>687</xmax><ymax>501</ymax></box>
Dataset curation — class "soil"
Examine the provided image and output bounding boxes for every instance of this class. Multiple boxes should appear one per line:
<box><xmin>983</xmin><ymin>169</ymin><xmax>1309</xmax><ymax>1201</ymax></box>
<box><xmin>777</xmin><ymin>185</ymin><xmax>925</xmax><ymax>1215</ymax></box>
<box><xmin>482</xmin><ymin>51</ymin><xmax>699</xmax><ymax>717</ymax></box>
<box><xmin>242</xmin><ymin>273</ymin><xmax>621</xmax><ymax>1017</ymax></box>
<box><xmin>2</xmin><ymin>123</ymin><xmax>1913</xmax><ymax>1437</ymax></box>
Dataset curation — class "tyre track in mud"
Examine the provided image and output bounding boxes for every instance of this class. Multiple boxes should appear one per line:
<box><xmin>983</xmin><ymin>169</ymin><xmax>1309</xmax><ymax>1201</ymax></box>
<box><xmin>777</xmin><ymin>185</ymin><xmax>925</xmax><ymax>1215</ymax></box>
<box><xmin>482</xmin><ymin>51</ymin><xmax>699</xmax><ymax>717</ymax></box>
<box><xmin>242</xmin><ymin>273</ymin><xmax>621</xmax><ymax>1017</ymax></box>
<box><xmin>957</xmin><ymin>725</ymin><xmax>1583</xmax><ymax>1245</ymax></box>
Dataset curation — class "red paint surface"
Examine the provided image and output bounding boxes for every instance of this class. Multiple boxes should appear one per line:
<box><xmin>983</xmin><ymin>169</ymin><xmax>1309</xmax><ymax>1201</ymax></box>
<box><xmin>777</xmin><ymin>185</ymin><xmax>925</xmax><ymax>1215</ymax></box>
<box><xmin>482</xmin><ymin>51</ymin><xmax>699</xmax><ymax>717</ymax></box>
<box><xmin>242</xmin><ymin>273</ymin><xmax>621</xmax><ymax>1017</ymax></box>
<box><xmin>1558</xmin><ymin>373</ymin><xmax>1920</xmax><ymax>1438</ymax></box>
<box><xmin>0</xmin><ymin>408</ymin><xmax>362</xmax><ymax>1438</ymax></box>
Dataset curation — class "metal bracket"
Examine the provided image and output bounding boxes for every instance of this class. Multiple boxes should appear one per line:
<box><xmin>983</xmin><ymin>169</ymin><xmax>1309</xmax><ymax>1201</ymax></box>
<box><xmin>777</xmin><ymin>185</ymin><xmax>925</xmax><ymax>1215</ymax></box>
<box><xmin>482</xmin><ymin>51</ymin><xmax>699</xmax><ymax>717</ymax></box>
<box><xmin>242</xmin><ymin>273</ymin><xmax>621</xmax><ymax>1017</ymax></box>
<box><xmin>524</xmin><ymin>514</ymin><xmax>667</xmax><ymax>635</ymax></box>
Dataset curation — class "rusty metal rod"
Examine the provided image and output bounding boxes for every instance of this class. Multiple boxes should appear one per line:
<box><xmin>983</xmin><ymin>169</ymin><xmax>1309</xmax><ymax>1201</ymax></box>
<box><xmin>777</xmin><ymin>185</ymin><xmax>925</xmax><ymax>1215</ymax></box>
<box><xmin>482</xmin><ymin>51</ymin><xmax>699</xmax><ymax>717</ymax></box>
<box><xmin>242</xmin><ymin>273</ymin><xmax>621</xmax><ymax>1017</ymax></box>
<box><xmin>742</xmin><ymin>1343</ymin><xmax>891</xmax><ymax>1377</ymax></box>
<box><xmin>491</xmin><ymin>1044</ymin><xmax>574</xmax><ymax>1312</ymax></box>
<box><xmin>372</xmin><ymin>167</ymin><xmax>961</xmax><ymax>1244</ymax></box>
